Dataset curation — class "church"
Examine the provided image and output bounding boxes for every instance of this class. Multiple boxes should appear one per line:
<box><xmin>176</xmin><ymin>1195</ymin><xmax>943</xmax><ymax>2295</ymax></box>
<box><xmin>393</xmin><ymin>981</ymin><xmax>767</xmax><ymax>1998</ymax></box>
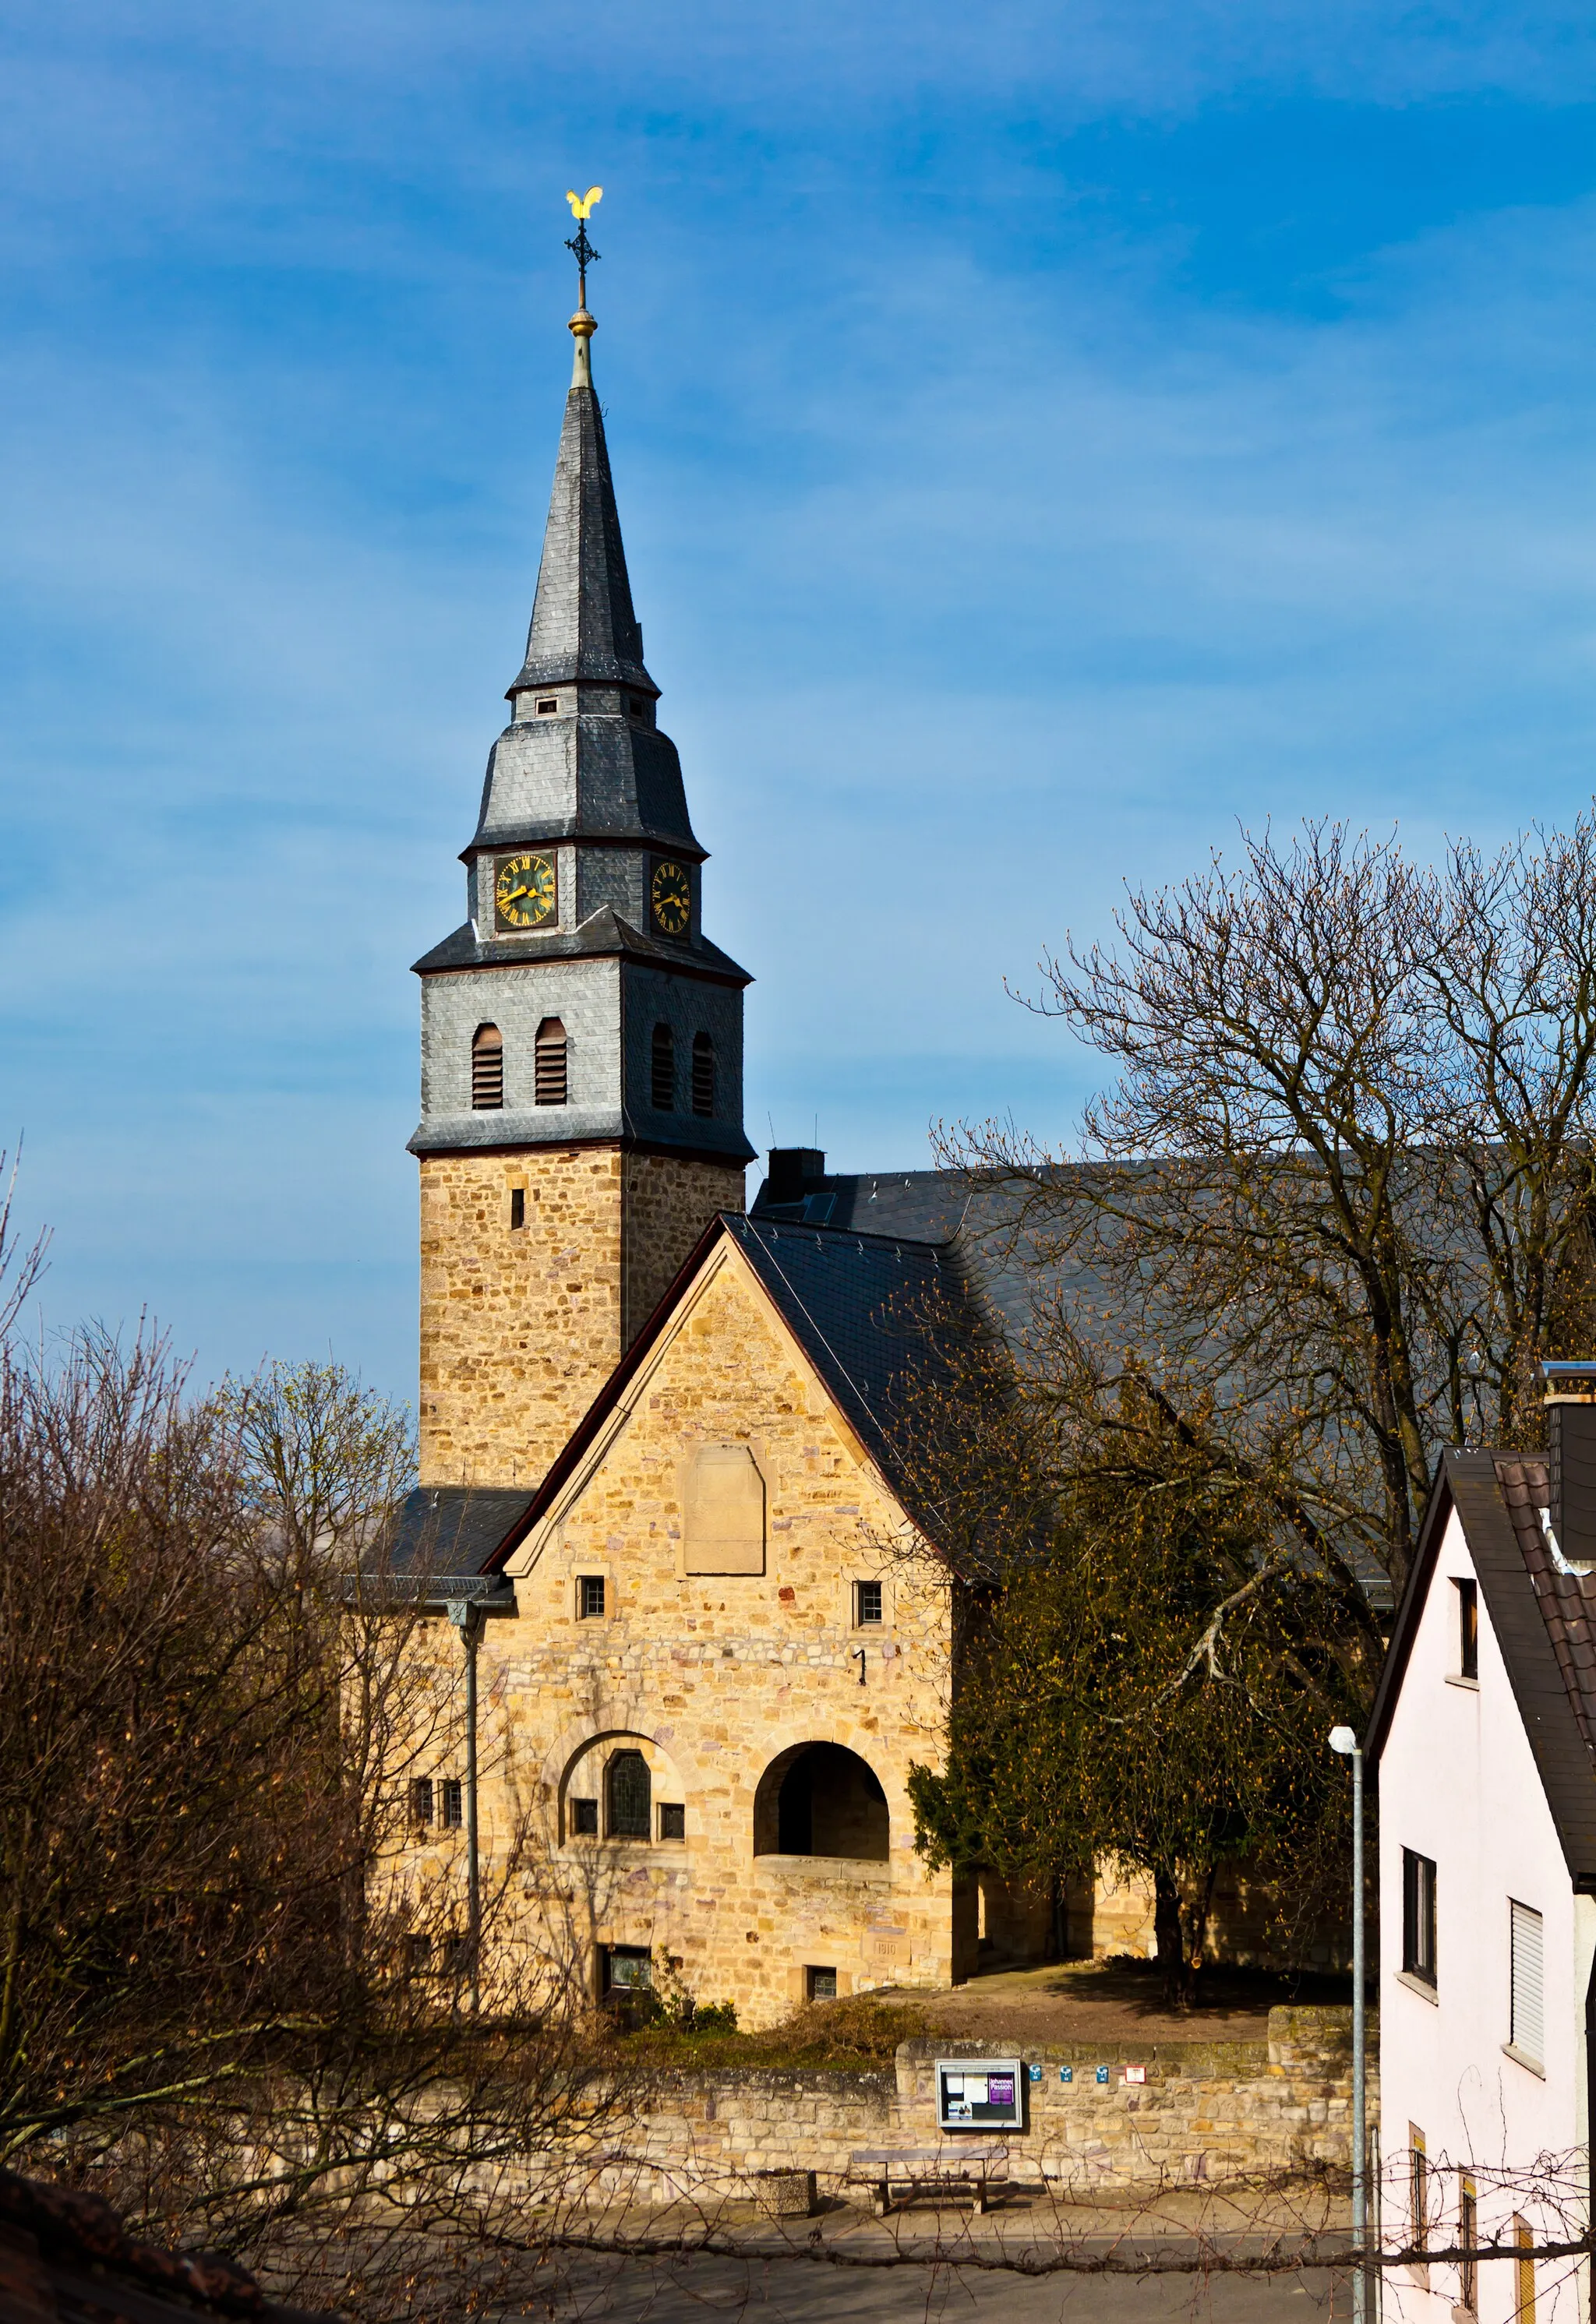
<box><xmin>389</xmin><ymin>263</ymin><xmax>1105</xmax><ymax>2024</ymax></box>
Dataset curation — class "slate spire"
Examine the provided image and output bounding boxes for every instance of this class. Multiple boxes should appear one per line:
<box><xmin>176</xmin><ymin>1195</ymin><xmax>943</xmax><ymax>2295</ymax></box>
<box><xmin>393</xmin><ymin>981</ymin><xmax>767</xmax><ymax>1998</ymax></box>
<box><xmin>507</xmin><ymin>280</ymin><xmax>655</xmax><ymax>699</ymax></box>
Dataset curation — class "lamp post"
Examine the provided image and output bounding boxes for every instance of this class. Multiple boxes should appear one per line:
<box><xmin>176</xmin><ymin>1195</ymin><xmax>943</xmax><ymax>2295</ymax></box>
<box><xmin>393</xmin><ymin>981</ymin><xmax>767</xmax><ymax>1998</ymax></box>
<box><xmin>447</xmin><ymin>1598</ymin><xmax>485</xmax><ymax>2014</ymax></box>
<box><xmin>1330</xmin><ymin>1724</ymin><xmax>1367</xmax><ymax>2324</ymax></box>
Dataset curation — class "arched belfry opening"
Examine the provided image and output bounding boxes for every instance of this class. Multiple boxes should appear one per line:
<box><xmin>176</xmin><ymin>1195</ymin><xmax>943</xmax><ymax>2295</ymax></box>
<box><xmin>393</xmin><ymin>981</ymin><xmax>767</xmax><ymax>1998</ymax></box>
<box><xmin>754</xmin><ymin>1744</ymin><xmax>888</xmax><ymax>1863</ymax></box>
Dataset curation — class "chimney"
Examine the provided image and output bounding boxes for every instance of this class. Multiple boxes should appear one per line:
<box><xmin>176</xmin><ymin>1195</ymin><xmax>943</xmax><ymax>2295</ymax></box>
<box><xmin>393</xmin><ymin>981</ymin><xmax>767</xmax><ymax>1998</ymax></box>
<box><xmin>764</xmin><ymin>1148</ymin><xmax>825</xmax><ymax>1208</ymax></box>
<box><xmin>1541</xmin><ymin>1362</ymin><xmax>1596</xmax><ymax>1568</ymax></box>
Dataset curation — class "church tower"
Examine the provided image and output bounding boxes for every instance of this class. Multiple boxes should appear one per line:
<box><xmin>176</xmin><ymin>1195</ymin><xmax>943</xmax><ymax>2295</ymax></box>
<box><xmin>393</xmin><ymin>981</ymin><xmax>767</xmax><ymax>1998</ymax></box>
<box><xmin>410</xmin><ymin>248</ymin><xmax>753</xmax><ymax>1489</ymax></box>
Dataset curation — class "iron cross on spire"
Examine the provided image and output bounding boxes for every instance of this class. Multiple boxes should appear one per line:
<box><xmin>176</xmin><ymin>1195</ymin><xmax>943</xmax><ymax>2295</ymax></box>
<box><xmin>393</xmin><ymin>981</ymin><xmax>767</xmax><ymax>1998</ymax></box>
<box><xmin>565</xmin><ymin>185</ymin><xmax>602</xmax><ymax>307</ymax></box>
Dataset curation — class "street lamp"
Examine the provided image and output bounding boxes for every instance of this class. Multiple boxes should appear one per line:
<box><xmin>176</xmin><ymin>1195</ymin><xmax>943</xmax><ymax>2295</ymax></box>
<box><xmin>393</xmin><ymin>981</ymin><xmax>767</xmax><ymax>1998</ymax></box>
<box><xmin>1330</xmin><ymin>1725</ymin><xmax>1368</xmax><ymax>2324</ymax></box>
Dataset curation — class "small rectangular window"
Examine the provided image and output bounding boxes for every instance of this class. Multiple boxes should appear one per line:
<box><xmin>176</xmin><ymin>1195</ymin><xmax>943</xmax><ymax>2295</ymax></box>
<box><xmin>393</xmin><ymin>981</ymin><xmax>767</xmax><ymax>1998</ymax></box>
<box><xmin>510</xmin><ymin>1187</ymin><xmax>525</xmax><ymax>1229</ymax></box>
<box><xmin>1403</xmin><ymin>1848</ymin><xmax>1437</xmax><ymax>1987</ymax></box>
<box><xmin>441</xmin><ymin>1777</ymin><xmax>464</xmax><ymax>1829</ymax></box>
<box><xmin>570</xmin><ymin>1796</ymin><xmax>598</xmax><ymax>1836</ymax></box>
<box><xmin>1459</xmin><ymin>2175</ymin><xmax>1478</xmax><ymax>2313</ymax></box>
<box><xmin>603</xmin><ymin>1945</ymin><xmax>653</xmax><ymax>1994</ymax></box>
<box><xmin>1514</xmin><ymin>2215</ymin><xmax>1535</xmax><ymax>2323</ymax></box>
<box><xmin>855</xmin><ymin>1580</ymin><xmax>884</xmax><ymax>1626</ymax></box>
<box><xmin>409</xmin><ymin>1776</ymin><xmax>433</xmax><ymax>1825</ymax></box>
<box><xmin>1410</xmin><ymin>2125</ymin><xmax>1428</xmax><ymax>2259</ymax></box>
<box><xmin>807</xmin><ymin>1966</ymin><xmax>838</xmax><ymax>2001</ymax></box>
<box><xmin>536</xmin><ymin>696</ymin><xmax>558</xmax><ymax>714</ymax></box>
<box><xmin>1457</xmin><ymin>1578</ymin><xmax>1478</xmax><ymax>1680</ymax></box>
<box><xmin>1510</xmin><ymin>1899</ymin><xmax>1544</xmax><ymax>2066</ymax></box>
<box><xmin>443</xmin><ymin>1932</ymin><xmax>471</xmax><ymax>1976</ymax></box>
<box><xmin>403</xmin><ymin>1932</ymin><xmax>433</xmax><ymax>1978</ymax></box>
<box><xmin>659</xmin><ymin>1802</ymin><xmax>686</xmax><ymax>1841</ymax></box>
<box><xmin>578</xmin><ymin>1575</ymin><xmax>606</xmax><ymax>1620</ymax></box>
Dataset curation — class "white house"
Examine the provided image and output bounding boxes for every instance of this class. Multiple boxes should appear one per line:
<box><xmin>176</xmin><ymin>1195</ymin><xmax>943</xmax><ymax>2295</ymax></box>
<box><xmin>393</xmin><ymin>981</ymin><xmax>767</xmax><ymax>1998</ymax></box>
<box><xmin>1368</xmin><ymin>1393</ymin><xmax>1596</xmax><ymax>2324</ymax></box>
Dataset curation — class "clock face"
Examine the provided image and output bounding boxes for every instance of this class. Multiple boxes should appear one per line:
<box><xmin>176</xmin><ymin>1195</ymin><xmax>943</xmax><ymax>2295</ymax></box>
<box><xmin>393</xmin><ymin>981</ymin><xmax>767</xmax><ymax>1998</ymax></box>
<box><xmin>494</xmin><ymin>852</ymin><xmax>556</xmax><ymax>932</ymax></box>
<box><xmin>651</xmin><ymin>859</ymin><xmax>691</xmax><ymax>937</ymax></box>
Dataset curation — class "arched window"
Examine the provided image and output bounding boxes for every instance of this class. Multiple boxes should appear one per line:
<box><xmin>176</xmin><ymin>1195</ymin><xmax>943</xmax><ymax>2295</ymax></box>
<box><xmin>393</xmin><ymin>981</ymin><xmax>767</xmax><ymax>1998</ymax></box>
<box><xmin>691</xmin><ymin>1031</ymin><xmax>715</xmax><ymax>1119</ymax></box>
<box><xmin>606</xmin><ymin>1749</ymin><xmax>651</xmax><ymax>1839</ymax></box>
<box><xmin>651</xmin><ymin>1021</ymin><xmax>676</xmax><ymax>1112</ymax></box>
<box><xmin>471</xmin><ymin>1024</ymin><xmax>503</xmax><ymax>1111</ymax></box>
<box><xmin>535</xmin><ymin>1017</ymin><xmax>567</xmax><ymax>1107</ymax></box>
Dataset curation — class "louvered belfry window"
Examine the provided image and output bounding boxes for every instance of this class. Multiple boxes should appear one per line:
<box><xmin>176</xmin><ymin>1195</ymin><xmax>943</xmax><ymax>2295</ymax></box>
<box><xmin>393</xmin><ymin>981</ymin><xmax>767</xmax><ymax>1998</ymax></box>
<box><xmin>471</xmin><ymin>1024</ymin><xmax>503</xmax><ymax>1110</ymax></box>
<box><xmin>691</xmin><ymin>1031</ymin><xmax>715</xmax><ymax>1118</ymax></box>
<box><xmin>535</xmin><ymin>1017</ymin><xmax>567</xmax><ymax>1107</ymax></box>
<box><xmin>1510</xmin><ymin>1900</ymin><xmax>1544</xmax><ymax>2066</ymax></box>
<box><xmin>651</xmin><ymin>1022</ymin><xmax>675</xmax><ymax>1112</ymax></box>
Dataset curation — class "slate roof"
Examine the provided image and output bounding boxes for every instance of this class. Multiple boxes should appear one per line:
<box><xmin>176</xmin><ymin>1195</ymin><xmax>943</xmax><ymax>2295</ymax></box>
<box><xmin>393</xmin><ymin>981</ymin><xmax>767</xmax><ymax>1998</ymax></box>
<box><xmin>509</xmin><ymin>373</ymin><xmax>653</xmax><ymax>695</ymax></box>
<box><xmin>383</xmin><ymin>1485</ymin><xmax>537</xmax><ymax>1585</ymax></box>
<box><xmin>1368</xmin><ymin>1450</ymin><xmax>1596</xmax><ymax>1888</ymax></box>
<box><xmin>412</xmin><ymin>905</ymin><xmax>750</xmax><ymax>986</ymax></box>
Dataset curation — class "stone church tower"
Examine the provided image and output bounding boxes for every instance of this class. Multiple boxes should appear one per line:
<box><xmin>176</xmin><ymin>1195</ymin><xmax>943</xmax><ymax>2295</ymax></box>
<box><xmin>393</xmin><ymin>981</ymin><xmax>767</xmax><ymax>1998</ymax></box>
<box><xmin>409</xmin><ymin>291</ymin><xmax>754</xmax><ymax>1490</ymax></box>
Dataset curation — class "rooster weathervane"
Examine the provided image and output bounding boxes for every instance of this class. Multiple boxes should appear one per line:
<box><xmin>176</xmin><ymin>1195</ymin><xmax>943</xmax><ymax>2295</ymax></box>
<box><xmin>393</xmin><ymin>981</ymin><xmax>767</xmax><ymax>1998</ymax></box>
<box><xmin>565</xmin><ymin>185</ymin><xmax>602</xmax><ymax>307</ymax></box>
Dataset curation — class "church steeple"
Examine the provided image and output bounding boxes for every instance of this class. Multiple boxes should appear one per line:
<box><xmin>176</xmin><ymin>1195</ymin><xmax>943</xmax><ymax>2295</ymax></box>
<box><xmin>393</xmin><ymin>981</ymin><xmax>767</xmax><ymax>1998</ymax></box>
<box><xmin>409</xmin><ymin>207</ymin><xmax>752</xmax><ymax>1491</ymax></box>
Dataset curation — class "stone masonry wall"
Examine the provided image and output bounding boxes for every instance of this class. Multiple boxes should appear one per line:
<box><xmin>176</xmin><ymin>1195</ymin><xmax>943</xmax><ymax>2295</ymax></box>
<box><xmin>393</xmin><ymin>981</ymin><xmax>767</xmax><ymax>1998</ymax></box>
<box><xmin>598</xmin><ymin>2009</ymin><xmax>1373</xmax><ymax>2204</ymax></box>
<box><xmin>417</xmin><ymin>1146</ymin><xmax>741</xmax><ymax>1489</ymax></box>
<box><xmin>443</xmin><ymin>1240</ymin><xmax>962</xmax><ymax>2026</ymax></box>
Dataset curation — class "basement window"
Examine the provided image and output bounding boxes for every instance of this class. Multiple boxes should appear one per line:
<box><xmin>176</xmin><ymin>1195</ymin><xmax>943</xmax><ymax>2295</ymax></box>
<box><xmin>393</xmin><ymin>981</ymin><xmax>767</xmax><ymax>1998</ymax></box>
<box><xmin>569</xmin><ymin>1797</ymin><xmax>598</xmax><ymax>1836</ymax></box>
<box><xmin>510</xmin><ymin>1188</ymin><xmax>525</xmax><ymax>1230</ymax></box>
<box><xmin>537</xmin><ymin>697</ymin><xmax>559</xmax><ymax>715</ymax></box>
<box><xmin>441</xmin><ymin>1778</ymin><xmax>464</xmax><ymax>1830</ymax></box>
<box><xmin>602</xmin><ymin>1945</ymin><xmax>653</xmax><ymax>1994</ymax></box>
<box><xmin>807</xmin><ymin>1966</ymin><xmax>838</xmax><ymax>2001</ymax></box>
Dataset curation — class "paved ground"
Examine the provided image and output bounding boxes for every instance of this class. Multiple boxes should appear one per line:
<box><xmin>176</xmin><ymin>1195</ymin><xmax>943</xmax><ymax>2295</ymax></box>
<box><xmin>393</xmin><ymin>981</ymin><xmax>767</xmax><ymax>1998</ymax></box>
<box><xmin>544</xmin><ymin>2248</ymin><xmax>1347</xmax><ymax>2321</ymax></box>
<box><xmin>881</xmin><ymin>1961</ymin><xmax>1354</xmax><ymax>2049</ymax></box>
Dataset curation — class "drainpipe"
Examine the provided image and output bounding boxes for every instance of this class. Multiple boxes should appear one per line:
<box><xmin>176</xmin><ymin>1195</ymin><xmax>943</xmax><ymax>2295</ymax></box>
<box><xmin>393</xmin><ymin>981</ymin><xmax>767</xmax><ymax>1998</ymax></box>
<box><xmin>447</xmin><ymin>1598</ymin><xmax>485</xmax><ymax>2012</ymax></box>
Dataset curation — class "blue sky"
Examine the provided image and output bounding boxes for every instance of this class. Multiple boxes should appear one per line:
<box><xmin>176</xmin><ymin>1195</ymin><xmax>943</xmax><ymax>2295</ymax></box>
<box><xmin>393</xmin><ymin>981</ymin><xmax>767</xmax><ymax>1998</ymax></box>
<box><xmin>5</xmin><ymin>1</ymin><xmax>1596</xmax><ymax>1409</ymax></box>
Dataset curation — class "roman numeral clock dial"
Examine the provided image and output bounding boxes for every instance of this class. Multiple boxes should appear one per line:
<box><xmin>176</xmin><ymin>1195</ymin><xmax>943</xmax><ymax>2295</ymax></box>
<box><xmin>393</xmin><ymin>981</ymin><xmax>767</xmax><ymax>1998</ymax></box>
<box><xmin>495</xmin><ymin>852</ymin><xmax>556</xmax><ymax>932</ymax></box>
<box><xmin>651</xmin><ymin>859</ymin><xmax>690</xmax><ymax>937</ymax></box>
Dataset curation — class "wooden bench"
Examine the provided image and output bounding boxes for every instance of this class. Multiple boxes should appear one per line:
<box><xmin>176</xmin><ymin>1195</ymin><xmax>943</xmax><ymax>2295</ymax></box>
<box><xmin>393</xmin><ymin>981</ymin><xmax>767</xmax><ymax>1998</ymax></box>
<box><xmin>845</xmin><ymin>2145</ymin><xmax>1009</xmax><ymax>2217</ymax></box>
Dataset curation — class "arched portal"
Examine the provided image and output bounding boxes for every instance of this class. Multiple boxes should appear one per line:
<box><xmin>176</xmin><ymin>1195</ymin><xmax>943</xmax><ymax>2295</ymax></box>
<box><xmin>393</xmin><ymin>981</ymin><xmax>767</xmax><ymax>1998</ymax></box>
<box><xmin>754</xmin><ymin>1743</ymin><xmax>888</xmax><ymax>1862</ymax></box>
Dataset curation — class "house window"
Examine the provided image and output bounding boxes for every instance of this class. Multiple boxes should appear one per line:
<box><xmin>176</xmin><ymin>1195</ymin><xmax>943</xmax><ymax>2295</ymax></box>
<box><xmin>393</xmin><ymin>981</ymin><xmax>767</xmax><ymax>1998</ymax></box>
<box><xmin>691</xmin><ymin>1032</ymin><xmax>715</xmax><ymax>1117</ymax></box>
<box><xmin>569</xmin><ymin>1796</ymin><xmax>598</xmax><ymax>1836</ymax></box>
<box><xmin>1457</xmin><ymin>1578</ymin><xmax>1478</xmax><ymax>1680</ymax></box>
<box><xmin>807</xmin><ymin>1966</ymin><xmax>838</xmax><ymax>2001</ymax></box>
<box><xmin>607</xmin><ymin>1749</ymin><xmax>651</xmax><ymax>1839</ymax></box>
<box><xmin>536</xmin><ymin>696</ymin><xmax>559</xmax><ymax>714</ymax></box>
<box><xmin>1410</xmin><ymin>2125</ymin><xmax>1428</xmax><ymax>2262</ymax></box>
<box><xmin>651</xmin><ymin>1022</ymin><xmax>676</xmax><ymax>1112</ymax></box>
<box><xmin>1509</xmin><ymin>1900</ymin><xmax>1544</xmax><ymax>2067</ymax></box>
<box><xmin>403</xmin><ymin>1932</ymin><xmax>433</xmax><ymax>1978</ymax></box>
<box><xmin>471</xmin><ymin>1023</ymin><xmax>503</xmax><ymax>1110</ymax></box>
<box><xmin>409</xmin><ymin>1776</ymin><xmax>434</xmax><ymax>1825</ymax></box>
<box><xmin>854</xmin><ymin>1580</ymin><xmax>884</xmax><ymax>1626</ymax></box>
<box><xmin>659</xmin><ymin>1802</ymin><xmax>686</xmax><ymax>1841</ymax></box>
<box><xmin>510</xmin><ymin>1187</ymin><xmax>525</xmax><ymax>1230</ymax></box>
<box><xmin>1459</xmin><ymin>2175</ymin><xmax>1478</xmax><ymax>2313</ymax></box>
<box><xmin>443</xmin><ymin>1932</ymin><xmax>471</xmax><ymax>1977</ymax></box>
<box><xmin>535</xmin><ymin>1017</ymin><xmax>567</xmax><ymax>1106</ymax></box>
<box><xmin>441</xmin><ymin>1777</ymin><xmax>464</xmax><ymax>1829</ymax></box>
<box><xmin>578</xmin><ymin>1575</ymin><xmax>606</xmax><ymax>1620</ymax></box>
<box><xmin>1402</xmin><ymin>1849</ymin><xmax>1437</xmax><ymax>1987</ymax></box>
<box><xmin>602</xmin><ymin>1945</ymin><xmax>652</xmax><ymax>1994</ymax></box>
<box><xmin>1514</xmin><ymin>2215</ymin><xmax>1535</xmax><ymax>2323</ymax></box>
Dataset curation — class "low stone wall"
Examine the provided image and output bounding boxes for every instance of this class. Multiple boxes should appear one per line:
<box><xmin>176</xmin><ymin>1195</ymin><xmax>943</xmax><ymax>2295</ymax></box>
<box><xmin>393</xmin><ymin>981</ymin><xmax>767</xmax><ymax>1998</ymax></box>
<box><xmin>606</xmin><ymin>2006</ymin><xmax>1373</xmax><ymax>2204</ymax></box>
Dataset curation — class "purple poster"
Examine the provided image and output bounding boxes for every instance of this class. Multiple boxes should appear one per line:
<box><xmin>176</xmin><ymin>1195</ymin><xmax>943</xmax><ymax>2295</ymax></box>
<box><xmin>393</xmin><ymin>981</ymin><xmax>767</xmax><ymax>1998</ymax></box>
<box><xmin>987</xmin><ymin>2075</ymin><xmax>1015</xmax><ymax>2107</ymax></box>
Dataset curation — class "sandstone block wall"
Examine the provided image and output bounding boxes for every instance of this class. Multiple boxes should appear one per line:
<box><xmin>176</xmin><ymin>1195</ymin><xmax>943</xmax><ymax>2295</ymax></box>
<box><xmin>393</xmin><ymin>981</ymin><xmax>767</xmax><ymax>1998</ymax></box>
<box><xmin>417</xmin><ymin>1146</ymin><xmax>742</xmax><ymax>1488</ymax></box>
<box><xmin>575</xmin><ymin>2008</ymin><xmax>1374</xmax><ymax>2205</ymax></box>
